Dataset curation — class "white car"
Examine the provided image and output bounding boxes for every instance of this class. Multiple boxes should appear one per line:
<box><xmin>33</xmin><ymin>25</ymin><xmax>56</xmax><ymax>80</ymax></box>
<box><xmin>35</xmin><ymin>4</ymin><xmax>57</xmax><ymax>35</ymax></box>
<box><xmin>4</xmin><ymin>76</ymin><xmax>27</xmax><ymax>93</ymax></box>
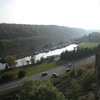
<box><xmin>66</xmin><ymin>67</ymin><xmax>71</xmax><ymax>72</ymax></box>
<box><xmin>52</xmin><ymin>72</ymin><xmax>59</xmax><ymax>77</ymax></box>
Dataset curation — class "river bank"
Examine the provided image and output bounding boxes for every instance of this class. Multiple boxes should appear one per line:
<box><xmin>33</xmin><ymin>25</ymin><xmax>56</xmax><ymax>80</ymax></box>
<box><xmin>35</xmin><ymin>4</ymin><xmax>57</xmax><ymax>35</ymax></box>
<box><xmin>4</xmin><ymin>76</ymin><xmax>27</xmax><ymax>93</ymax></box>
<box><xmin>0</xmin><ymin>44</ymin><xmax>78</xmax><ymax>70</ymax></box>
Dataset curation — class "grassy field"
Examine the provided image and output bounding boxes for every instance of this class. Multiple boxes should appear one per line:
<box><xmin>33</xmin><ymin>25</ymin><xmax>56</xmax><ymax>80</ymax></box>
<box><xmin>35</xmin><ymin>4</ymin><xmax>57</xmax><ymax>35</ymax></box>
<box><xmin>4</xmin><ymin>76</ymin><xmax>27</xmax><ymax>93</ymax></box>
<box><xmin>0</xmin><ymin>61</ymin><xmax>58</xmax><ymax>78</ymax></box>
<box><xmin>80</xmin><ymin>43</ymin><xmax>99</xmax><ymax>49</ymax></box>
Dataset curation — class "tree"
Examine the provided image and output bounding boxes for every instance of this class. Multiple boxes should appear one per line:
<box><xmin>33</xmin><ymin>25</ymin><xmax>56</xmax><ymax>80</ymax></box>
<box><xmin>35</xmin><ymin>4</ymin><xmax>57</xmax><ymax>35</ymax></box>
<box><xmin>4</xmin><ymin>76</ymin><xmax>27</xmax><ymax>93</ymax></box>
<box><xmin>81</xmin><ymin>71</ymin><xmax>94</xmax><ymax>91</ymax></box>
<box><xmin>66</xmin><ymin>79</ymin><xmax>82</xmax><ymax>100</ymax></box>
<box><xmin>69</xmin><ymin>69</ymin><xmax>75</xmax><ymax>77</ymax></box>
<box><xmin>15</xmin><ymin>80</ymin><xmax>65</xmax><ymax>100</ymax></box>
<box><xmin>26</xmin><ymin>60</ymin><xmax>30</xmax><ymax>65</ymax></box>
<box><xmin>18</xmin><ymin>70</ymin><xmax>26</xmax><ymax>78</ymax></box>
<box><xmin>5</xmin><ymin>55</ymin><xmax>16</xmax><ymax>69</ymax></box>
<box><xmin>87</xmin><ymin>92</ymin><xmax>95</xmax><ymax>100</ymax></box>
<box><xmin>30</xmin><ymin>55</ymin><xmax>35</xmax><ymax>64</ymax></box>
<box><xmin>15</xmin><ymin>79</ymin><xmax>33</xmax><ymax>100</ymax></box>
<box><xmin>0</xmin><ymin>72</ymin><xmax>16</xmax><ymax>83</ymax></box>
<box><xmin>76</xmin><ymin>68</ymin><xmax>85</xmax><ymax>77</ymax></box>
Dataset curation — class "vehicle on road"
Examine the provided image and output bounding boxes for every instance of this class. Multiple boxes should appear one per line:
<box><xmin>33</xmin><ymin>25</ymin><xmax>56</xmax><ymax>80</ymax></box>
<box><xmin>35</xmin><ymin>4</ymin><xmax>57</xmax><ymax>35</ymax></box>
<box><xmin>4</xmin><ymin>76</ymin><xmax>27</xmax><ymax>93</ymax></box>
<box><xmin>52</xmin><ymin>72</ymin><xmax>59</xmax><ymax>78</ymax></box>
<box><xmin>66</xmin><ymin>67</ymin><xmax>71</xmax><ymax>72</ymax></box>
<box><xmin>41</xmin><ymin>72</ymin><xmax>48</xmax><ymax>77</ymax></box>
<box><xmin>68</xmin><ymin>63</ymin><xmax>72</xmax><ymax>67</ymax></box>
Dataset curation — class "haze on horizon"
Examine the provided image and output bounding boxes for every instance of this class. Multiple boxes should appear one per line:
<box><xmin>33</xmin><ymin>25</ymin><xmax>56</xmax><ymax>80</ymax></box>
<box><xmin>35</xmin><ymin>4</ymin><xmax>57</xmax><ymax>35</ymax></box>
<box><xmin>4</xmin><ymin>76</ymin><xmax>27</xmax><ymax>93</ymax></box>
<box><xmin>0</xmin><ymin>0</ymin><xmax>100</xmax><ymax>30</ymax></box>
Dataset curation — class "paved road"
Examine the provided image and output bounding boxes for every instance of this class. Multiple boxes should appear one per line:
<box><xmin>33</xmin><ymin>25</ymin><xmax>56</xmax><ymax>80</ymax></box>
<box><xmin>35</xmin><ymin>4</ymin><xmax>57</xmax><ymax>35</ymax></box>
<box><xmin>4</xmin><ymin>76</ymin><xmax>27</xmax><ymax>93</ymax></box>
<box><xmin>0</xmin><ymin>64</ymin><xmax>67</xmax><ymax>91</ymax></box>
<box><xmin>0</xmin><ymin>55</ymin><xmax>95</xmax><ymax>92</ymax></box>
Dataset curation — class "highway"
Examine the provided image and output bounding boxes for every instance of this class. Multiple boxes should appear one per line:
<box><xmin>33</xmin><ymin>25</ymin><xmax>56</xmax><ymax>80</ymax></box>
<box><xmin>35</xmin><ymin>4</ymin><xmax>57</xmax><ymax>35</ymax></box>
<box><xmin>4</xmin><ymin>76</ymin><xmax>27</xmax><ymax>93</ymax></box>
<box><xmin>0</xmin><ymin>55</ymin><xmax>95</xmax><ymax>92</ymax></box>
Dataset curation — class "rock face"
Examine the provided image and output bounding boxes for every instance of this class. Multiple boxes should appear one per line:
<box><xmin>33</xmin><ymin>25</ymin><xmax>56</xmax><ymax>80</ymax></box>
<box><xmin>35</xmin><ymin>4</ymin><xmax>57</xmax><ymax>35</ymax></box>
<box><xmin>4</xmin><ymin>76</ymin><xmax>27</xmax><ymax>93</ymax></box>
<box><xmin>96</xmin><ymin>53</ymin><xmax>100</xmax><ymax>100</ymax></box>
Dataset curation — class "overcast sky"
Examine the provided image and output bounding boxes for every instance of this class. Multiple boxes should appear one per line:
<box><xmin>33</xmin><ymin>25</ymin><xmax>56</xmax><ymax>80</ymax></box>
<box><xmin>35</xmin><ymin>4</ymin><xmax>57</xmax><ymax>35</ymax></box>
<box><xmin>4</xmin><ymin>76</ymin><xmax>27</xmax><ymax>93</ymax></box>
<box><xmin>0</xmin><ymin>0</ymin><xmax>100</xmax><ymax>29</ymax></box>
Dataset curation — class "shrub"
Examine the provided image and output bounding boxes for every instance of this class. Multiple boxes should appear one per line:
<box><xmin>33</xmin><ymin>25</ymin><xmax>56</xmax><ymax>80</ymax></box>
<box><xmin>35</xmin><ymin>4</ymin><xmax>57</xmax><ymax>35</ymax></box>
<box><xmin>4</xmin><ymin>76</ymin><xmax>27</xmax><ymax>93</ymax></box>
<box><xmin>18</xmin><ymin>70</ymin><xmax>26</xmax><ymax>79</ymax></box>
<box><xmin>69</xmin><ymin>69</ymin><xmax>75</xmax><ymax>77</ymax></box>
<box><xmin>0</xmin><ymin>72</ymin><xmax>16</xmax><ymax>83</ymax></box>
<box><xmin>76</xmin><ymin>68</ymin><xmax>85</xmax><ymax>76</ymax></box>
<box><xmin>81</xmin><ymin>71</ymin><xmax>95</xmax><ymax>91</ymax></box>
<box><xmin>15</xmin><ymin>80</ymin><xmax>65</xmax><ymax>100</ymax></box>
<box><xmin>66</xmin><ymin>79</ymin><xmax>82</xmax><ymax>100</ymax></box>
<box><xmin>87</xmin><ymin>92</ymin><xmax>95</xmax><ymax>100</ymax></box>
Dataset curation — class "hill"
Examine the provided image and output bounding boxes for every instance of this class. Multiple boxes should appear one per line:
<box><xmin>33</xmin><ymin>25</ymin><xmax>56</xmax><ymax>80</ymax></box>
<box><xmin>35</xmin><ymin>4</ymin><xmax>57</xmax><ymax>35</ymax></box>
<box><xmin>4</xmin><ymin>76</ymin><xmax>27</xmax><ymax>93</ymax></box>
<box><xmin>0</xmin><ymin>23</ymin><xmax>87</xmax><ymax>57</ymax></box>
<box><xmin>73</xmin><ymin>32</ymin><xmax>100</xmax><ymax>43</ymax></box>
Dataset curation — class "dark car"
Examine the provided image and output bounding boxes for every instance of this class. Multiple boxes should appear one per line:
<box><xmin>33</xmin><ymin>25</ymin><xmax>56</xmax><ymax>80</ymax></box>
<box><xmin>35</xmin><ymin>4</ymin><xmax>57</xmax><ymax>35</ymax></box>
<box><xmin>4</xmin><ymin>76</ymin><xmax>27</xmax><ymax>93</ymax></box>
<box><xmin>68</xmin><ymin>63</ymin><xmax>72</xmax><ymax>67</ymax></box>
<box><xmin>41</xmin><ymin>72</ymin><xmax>48</xmax><ymax>77</ymax></box>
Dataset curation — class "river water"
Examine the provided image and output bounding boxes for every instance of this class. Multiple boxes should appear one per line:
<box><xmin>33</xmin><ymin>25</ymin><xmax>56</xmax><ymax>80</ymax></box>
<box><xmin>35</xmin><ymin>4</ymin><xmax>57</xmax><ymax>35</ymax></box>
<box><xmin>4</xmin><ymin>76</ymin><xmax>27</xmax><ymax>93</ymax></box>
<box><xmin>0</xmin><ymin>44</ymin><xmax>78</xmax><ymax>70</ymax></box>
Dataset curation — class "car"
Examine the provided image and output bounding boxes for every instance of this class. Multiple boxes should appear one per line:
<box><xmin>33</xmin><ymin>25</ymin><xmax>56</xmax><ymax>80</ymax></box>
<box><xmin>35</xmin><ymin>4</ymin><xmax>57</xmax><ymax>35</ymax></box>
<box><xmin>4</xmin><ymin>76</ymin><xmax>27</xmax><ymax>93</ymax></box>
<box><xmin>41</xmin><ymin>72</ymin><xmax>48</xmax><ymax>77</ymax></box>
<box><xmin>66</xmin><ymin>67</ymin><xmax>71</xmax><ymax>72</ymax></box>
<box><xmin>52</xmin><ymin>72</ymin><xmax>59</xmax><ymax>78</ymax></box>
<box><xmin>68</xmin><ymin>63</ymin><xmax>72</xmax><ymax>67</ymax></box>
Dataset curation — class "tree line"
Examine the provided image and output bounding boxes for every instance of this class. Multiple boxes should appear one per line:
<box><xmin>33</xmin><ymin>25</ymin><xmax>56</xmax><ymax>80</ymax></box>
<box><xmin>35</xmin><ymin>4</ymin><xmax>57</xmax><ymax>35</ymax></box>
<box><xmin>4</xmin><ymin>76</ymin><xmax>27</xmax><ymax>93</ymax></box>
<box><xmin>73</xmin><ymin>32</ymin><xmax>100</xmax><ymax>43</ymax></box>
<box><xmin>60</xmin><ymin>44</ymin><xmax>100</xmax><ymax>61</ymax></box>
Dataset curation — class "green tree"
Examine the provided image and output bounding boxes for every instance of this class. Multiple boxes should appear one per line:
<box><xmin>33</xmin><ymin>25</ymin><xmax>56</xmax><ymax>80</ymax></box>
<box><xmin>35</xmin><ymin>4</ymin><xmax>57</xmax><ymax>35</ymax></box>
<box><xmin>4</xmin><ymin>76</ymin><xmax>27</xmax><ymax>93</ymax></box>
<box><xmin>18</xmin><ymin>70</ymin><xmax>26</xmax><ymax>78</ymax></box>
<box><xmin>5</xmin><ymin>55</ymin><xmax>16</xmax><ymax>69</ymax></box>
<box><xmin>76</xmin><ymin>68</ymin><xmax>85</xmax><ymax>76</ymax></box>
<box><xmin>15</xmin><ymin>79</ymin><xmax>33</xmax><ymax>100</ymax></box>
<box><xmin>15</xmin><ymin>80</ymin><xmax>65</xmax><ymax>100</ymax></box>
<box><xmin>69</xmin><ymin>69</ymin><xmax>75</xmax><ymax>77</ymax></box>
<box><xmin>30</xmin><ymin>55</ymin><xmax>35</xmax><ymax>64</ymax></box>
<box><xmin>81</xmin><ymin>71</ymin><xmax>94</xmax><ymax>91</ymax></box>
<box><xmin>0</xmin><ymin>72</ymin><xmax>16</xmax><ymax>83</ymax></box>
<box><xmin>87</xmin><ymin>92</ymin><xmax>95</xmax><ymax>100</ymax></box>
<box><xmin>26</xmin><ymin>60</ymin><xmax>30</xmax><ymax>65</ymax></box>
<box><xmin>66</xmin><ymin>79</ymin><xmax>82</xmax><ymax>100</ymax></box>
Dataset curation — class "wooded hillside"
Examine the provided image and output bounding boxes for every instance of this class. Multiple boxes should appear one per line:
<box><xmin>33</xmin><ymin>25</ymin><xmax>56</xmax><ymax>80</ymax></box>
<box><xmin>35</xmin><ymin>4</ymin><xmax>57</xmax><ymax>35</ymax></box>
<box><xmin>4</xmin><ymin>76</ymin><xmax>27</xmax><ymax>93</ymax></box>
<box><xmin>0</xmin><ymin>23</ymin><xmax>86</xmax><ymax>57</ymax></box>
<box><xmin>73</xmin><ymin>32</ymin><xmax>100</xmax><ymax>43</ymax></box>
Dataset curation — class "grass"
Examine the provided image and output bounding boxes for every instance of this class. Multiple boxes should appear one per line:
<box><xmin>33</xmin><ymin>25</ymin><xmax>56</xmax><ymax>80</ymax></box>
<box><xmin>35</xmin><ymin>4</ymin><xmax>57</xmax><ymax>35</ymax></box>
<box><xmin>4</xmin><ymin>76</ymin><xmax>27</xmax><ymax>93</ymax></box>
<box><xmin>80</xmin><ymin>43</ymin><xmax>99</xmax><ymax>49</ymax></box>
<box><xmin>0</xmin><ymin>61</ymin><xmax>58</xmax><ymax>97</ymax></box>
<box><xmin>0</xmin><ymin>61</ymin><xmax>58</xmax><ymax>78</ymax></box>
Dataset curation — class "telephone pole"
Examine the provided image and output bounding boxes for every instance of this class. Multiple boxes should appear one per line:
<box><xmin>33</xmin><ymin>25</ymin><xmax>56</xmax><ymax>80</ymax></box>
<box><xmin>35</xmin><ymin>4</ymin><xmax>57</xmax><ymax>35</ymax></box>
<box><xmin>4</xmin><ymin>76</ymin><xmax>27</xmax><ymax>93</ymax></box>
<box><xmin>96</xmin><ymin>53</ymin><xmax>100</xmax><ymax>100</ymax></box>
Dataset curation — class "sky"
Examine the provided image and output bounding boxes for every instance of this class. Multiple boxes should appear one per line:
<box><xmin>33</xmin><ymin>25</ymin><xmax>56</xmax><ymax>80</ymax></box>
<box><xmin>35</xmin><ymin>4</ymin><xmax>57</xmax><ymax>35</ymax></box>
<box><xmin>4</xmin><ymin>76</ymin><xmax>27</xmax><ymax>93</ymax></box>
<box><xmin>0</xmin><ymin>0</ymin><xmax>100</xmax><ymax>29</ymax></box>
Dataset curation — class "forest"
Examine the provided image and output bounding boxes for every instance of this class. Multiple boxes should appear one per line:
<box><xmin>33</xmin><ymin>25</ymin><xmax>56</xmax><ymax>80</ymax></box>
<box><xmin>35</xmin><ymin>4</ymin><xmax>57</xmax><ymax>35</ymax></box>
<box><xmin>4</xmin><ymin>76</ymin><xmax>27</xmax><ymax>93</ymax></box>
<box><xmin>73</xmin><ymin>32</ymin><xmax>100</xmax><ymax>43</ymax></box>
<box><xmin>0</xmin><ymin>23</ymin><xmax>86</xmax><ymax>57</ymax></box>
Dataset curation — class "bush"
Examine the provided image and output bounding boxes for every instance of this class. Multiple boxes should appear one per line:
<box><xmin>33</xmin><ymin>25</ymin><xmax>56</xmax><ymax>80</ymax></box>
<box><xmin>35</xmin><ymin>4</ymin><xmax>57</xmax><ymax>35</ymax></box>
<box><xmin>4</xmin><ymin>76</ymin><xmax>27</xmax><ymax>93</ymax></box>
<box><xmin>76</xmin><ymin>69</ymin><xmax>85</xmax><ymax>76</ymax></box>
<box><xmin>66</xmin><ymin>79</ymin><xmax>82</xmax><ymax>100</ymax></box>
<box><xmin>15</xmin><ymin>80</ymin><xmax>65</xmax><ymax>100</ymax></box>
<box><xmin>51</xmin><ymin>77</ymin><xmax>61</xmax><ymax>85</ymax></box>
<box><xmin>18</xmin><ymin>70</ymin><xmax>26</xmax><ymax>79</ymax></box>
<box><xmin>81</xmin><ymin>71</ymin><xmax>94</xmax><ymax>91</ymax></box>
<box><xmin>87</xmin><ymin>92</ymin><xmax>95</xmax><ymax>100</ymax></box>
<box><xmin>0</xmin><ymin>72</ymin><xmax>16</xmax><ymax>83</ymax></box>
<box><xmin>69</xmin><ymin>69</ymin><xmax>75</xmax><ymax>77</ymax></box>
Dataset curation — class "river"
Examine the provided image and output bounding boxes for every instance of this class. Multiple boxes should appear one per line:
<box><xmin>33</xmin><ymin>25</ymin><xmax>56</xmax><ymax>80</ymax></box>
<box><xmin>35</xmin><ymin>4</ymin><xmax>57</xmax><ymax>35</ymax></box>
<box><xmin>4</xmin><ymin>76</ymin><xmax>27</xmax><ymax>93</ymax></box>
<box><xmin>0</xmin><ymin>44</ymin><xmax>78</xmax><ymax>70</ymax></box>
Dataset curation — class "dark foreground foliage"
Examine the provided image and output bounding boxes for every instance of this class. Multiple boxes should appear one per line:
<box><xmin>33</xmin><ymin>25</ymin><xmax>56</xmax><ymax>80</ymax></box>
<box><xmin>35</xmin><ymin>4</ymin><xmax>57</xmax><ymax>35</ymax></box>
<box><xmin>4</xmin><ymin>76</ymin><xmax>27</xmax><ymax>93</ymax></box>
<box><xmin>6</xmin><ymin>80</ymin><xmax>65</xmax><ymax>100</ymax></box>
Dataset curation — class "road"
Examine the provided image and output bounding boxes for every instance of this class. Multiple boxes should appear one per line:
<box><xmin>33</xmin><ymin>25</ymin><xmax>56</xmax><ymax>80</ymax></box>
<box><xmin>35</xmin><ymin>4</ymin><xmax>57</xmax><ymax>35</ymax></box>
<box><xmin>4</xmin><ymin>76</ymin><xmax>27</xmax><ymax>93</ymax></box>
<box><xmin>0</xmin><ymin>55</ymin><xmax>95</xmax><ymax>92</ymax></box>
